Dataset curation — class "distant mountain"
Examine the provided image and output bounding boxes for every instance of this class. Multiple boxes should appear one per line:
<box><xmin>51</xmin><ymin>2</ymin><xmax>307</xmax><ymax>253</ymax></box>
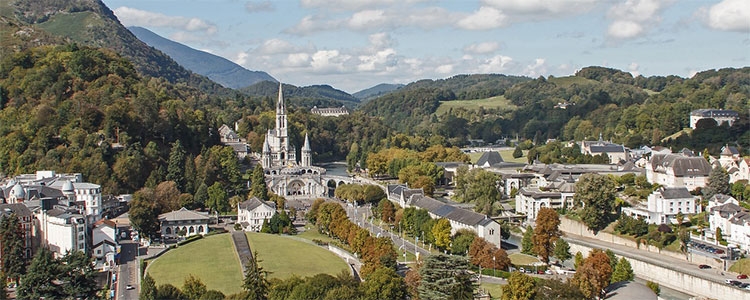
<box><xmin>3</xmin><ymin>0</ymin><xmax>234</xmax><ymax>96</ymax></box>
<box><xmin>240</xmin><ymin>81</ymin><xmax>360</xmax><ymax>109</ymax></box>
<box><xmin>128</xmin><ymin>26</ymin><xmax>276</xmax><ymax>89</ymax></box>
<box><xmin>353</xmin><ymin>83</ymin><xmax>404</xmax><ymax>102</ymax></box>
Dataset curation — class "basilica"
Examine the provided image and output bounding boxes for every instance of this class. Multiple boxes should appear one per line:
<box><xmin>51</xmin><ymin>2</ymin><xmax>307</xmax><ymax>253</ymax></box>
<box><xmin>261</xmin><ymin>83</ymin><xmax>328</xmax><ymax>197</ymax></box>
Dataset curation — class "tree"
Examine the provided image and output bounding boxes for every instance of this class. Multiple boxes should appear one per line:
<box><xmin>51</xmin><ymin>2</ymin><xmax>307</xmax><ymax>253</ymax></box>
<box><xmin>141</xmin><ymin>274</ymin><xmax>158</xmax><ymax>300</ymax></box>
<box><xmin>0</xmin><ymin>213</ymin><xmax>26</xmax><ymax>282</ymax></box>
<box><xmin>704</xmin><ymin>165</ymin><xmax>730</xmax><ymax>200</ymax></box>
<box><xmin>678</xmin><ymin>228</ymin><xmax>691</xmax><ymax>254</ymax></box>
<box><xmin>611</xmin><ymin>257</ymin><xmax>634</xmax><ymax>283</ymax></box>
<box><xmin>59</xmin><ymin>250</ymin><xmax>99</xmax><ymax>299</ymax></box>
<box><xmin>183</xmin><ymin>274</ymin><xmax>207</xmax><ymax>300</ymax></box>
<box><xmin>129</xmin><ymin>188</ymin><xmax>160</xmax><ymax>240</ymax></box>
<box><xmin>534</xmin><ymin>277</ymin><xmax>585</xmax><ymax>299</ymax></box>
<box><xmin>379</xmin><ymin>199</ymin><xmax>395</xmax><ymax>224</ymax></box>
<box><xmin>268</xmin><ymin>275</ymin><xmax>304</xmax><ymax>300</ymax></box>
<box><xmin>499</xmin><ymin>221</ymin><xmax>511</xmax><ymax>240</ymax></box>
<box><xmin>243</xmin><ymin>251</ymin><xmax>270</xmax><ymax>300</ymax></box>
<box><xmin>419</xmin><ymin>254</ymin><xmax>475</xmax><ymax>300</ymax></box>
<box><xmin>167</xmin><ymin>140</ymin><xmax>187</xmax><ymax>191</ymax></box>
<box><xmin>501</xmin><ymin>271</ymin><xmax>535</xmax><ymax>300</ymax></box>
<box><xmin>574</xmin><ymin>174</ymin><xmax>616</xmax><ymax>232</ymax></box>
<box><xmin>468</xmin><ymin>237</ymin><xmax>509</xmax><ymax>270</ymax></box>
<box><xmin>521</xmin><ymin>226</ymin><xmax>535</xmax><ymax>255</ymax></box>
<box><xmin>572</xmin><ymin>249</ymin><xmax>612</xmax><ymax>300</ymax></box>
<box><xmin>553</xmin><ymin>238</ymin><xmax>572</xmax><ymax>262</ymax></box>
<box><xmin>201</xmin><ymin>290</ymin><xmax>226</xmax><ymax>300</ymax></box>
<box><xmin>533</xmin><ymin>208</ymin><xmax>561</xmax><ymax>264</ymax></box>
<box><xmin>156</xmin><ymin>284</ymin><xmax>185</xmax><ymax>300</ymax></box>
<box><xmin>251</xmin><ymin>164</ymin><xmax>269</xmax><ymax>201</ymax></box>
<box><xmin>451</xmin><ymin>229</ymin><xmax>477</xmax><ymax>255</ymax></box>
<box><xmin>194</xmin><ymin>182</ymin><xmax>209</xmax><ymax>209</ymax></box>
<box><xmin>17</xmin><ymin>247</ymin><xmax>59</xmax><ymax>300</ymax></box>
<box><xmin>646</xmin><ymin>281</ymin><xmax>660</xmax><ymax>296</ymax></box>
<box><xmin>513</xmin><ymin>146</ymin><xmax>523</xmax><ymax>159</ymax></box>
<box><xmin>453</xmin><ymin>168</ymin><xmax>501</xmax><ymax>215</ymax></box>
<box><xmin>207</xmin><ymin>182</ymin><xmax>228</xmax><ymax>213</ymax></box>
<box><xmin>431</xmin><ymin>219</ymin><xmax>452</xmax><ymax>251</ymax></box>
<box><xmin>574</xmin><ymin>251</ymin><xmax>583</xmax><ymax>269</ymax></box>
<box><xmin>359</xmin><ymin>267</ymin><xmax>407</xmax><ymax>300</ymax></box>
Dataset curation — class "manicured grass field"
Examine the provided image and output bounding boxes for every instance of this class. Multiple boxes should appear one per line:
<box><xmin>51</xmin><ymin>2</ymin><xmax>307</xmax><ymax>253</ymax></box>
<box><xmin>246</xmin><ymin>232</ymin><xmax>349</xmax><ymax>280</ymax></box>
<box><xmin>729</xmin><ymin>258</ymin><xmax>750</xmax><ymax>275</ymax></box>
<box><xmin>509</xmin><ymin>253</ymin><xmax>542</xmax><ymax>266</ymax></box>
<box><xmin>479</xmin><ymin>283</ymin><xmax>504</xmax><ymax>299</ymax></box>
<box><xmin>147</xmin><ymin>234</ymin><xmax>245</xmax><ymax>295</ymax></box>
<box><xmin>435</xmin><ymin>95</ymin><xmax>516</xmax><ymax>115</ymax></box>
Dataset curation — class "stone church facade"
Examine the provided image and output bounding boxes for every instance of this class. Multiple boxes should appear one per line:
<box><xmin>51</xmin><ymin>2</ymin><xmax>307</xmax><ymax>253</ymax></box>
<box><xmin>261</xmin><ymin>84</ymin><xmax>328</xmax><ymax>197</ymax></box>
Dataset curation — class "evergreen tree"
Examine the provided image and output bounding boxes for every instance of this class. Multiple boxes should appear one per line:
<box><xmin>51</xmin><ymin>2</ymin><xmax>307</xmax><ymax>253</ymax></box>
<box><xmin>521</xmin><ymin>226</ymin><xmax>535</xmax><ymax>255</ymax></box>
<box><xmin>704</xmin><ymin>165</ymin><xmax>730</xmax><ymax>200</ymax></box>
<box><xmin>183</xmin><ymin>274</ymin><xmax>207</xmax><ymax>300</ymax></box>
<box><xmin>574</xmin><ymin>251</ymin><xmax>583</xmax><ymax>269</ymax></box>
<box><xmin>129</xmin><ymin>189</ymin><xmax>160</xmax><ymax>240</ymax></box>
<box><xmin>512</xmin><ymin>146</ymin><xmax>523</xmax><ymax>159</ymax></box>
<box><xmin>251</xmin><ymin>164</ymin><xmax>269</xmax><ymax>201</ymax></box>
<box><xmin>243</xmin><ymin>251</ymin><xmax>270</xmax><ymax>300</ymax></box>
<box><xmin>207</xmin><ymin>182</ymin><xmax>228</xmax><ymax>213</ymax></box>
<box><xmin>0</xmin><ymin>214</ymin><xmax>27</xmax><ymax>282</ymax></box>
<box><xmin>166</xmin><ymin>140</ymin><xmax>187</xmax><ymax>192</ymax></box>
<box><xmin>184</xmin><ymin>154</ymin><xmax>198</xmax><ymax>194</ymax></box>
<box><xmin>553</xmin><ymin>238</ymin><xmax>572</xmax><ymax>262</ymax></box>
<box><xmin>418</xmin><ymin>254</ymin><xmax>475</xmax><ymax>300</ymax></box>
<box><xmin>60</xmin><ymin>250</ymin><xmax>99</xmax><ymax>299</ymax></box>
<box><xmin>200</xmin><ymin>290</ymin><xmax>226</xmax><ymax>300</ymax></box>
<box><xmin>611</xmin><ymin>257</ymin><xmax>634</xmax><ymax>283</ymax></box>
<box><xmin>156</xmin><ymin>284</ymin><xmax>185</xmax><ymax>300</ymax></box>
<box><xmin>141</xmin><ymin>274</ymin><xmax>158</xmax><ymax>300</ymax></box>
<box><xmin>17</xmin><ymin>247</ymin><xmax>60</xmax><ymax>300</ymax></box>
<box><xmin>194</xmin><ymin>182</ymin><xmax>209</xmax><ymax>209</ymax></box>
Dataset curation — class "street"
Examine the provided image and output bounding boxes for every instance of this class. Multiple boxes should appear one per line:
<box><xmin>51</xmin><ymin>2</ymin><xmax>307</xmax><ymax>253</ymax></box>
<box><xmin>115</xmin><ymin>231</ymin><xmax>140</xmax><ymax>300</ymax></box>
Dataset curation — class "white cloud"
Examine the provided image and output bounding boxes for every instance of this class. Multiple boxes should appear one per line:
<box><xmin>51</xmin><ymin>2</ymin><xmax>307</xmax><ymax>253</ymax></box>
<box><xmin>348</xmin><ymin>10</ymin><xmax>388</xmax><ymax>30</ymax></box>
<box><xmin>311</xmin><ymin>50</ymin><xmax>351</xmax><ymax>73</ymax></box>
<box><xmin>357</xmin><ymin>48</ymin><xmax>397</xmax><ymax>72</ymax></box>
<box><xmin>628</xmin><ymin>62</ymin><xmax>640</xmax><ymax>77</ymax></box>
<box><xmin>463</xmin><ymin>42</ymin><xmax>500</xmax><ymax>55</ymax></box>
<box><xmin>245</xmin><ymin>1</ymin><xmax>274</xmax><ymax>13</ymax></box>
<box><xmin>254</xmin><ymin>39</ymin><xmax>299</xmax><ymax>55</ymax></box>
<box><xmin>435</xmin><ymin>64</ymin><xmax>454</xmax><ymax>74</ymax></box>
<box><xmin>284</xmin><ymin>53</ymin><xmax>311</xmax><ymax>68</ymax></box>
<box><xmin>284</xmin><ymin>15</ymin><xmax>340</xmax><ymax>35</ymax></box>
<box><xmin>300</xmin><ymin>0</ymin><xmax>426</xmax><ymax>11</ymax></box>
<box><xmin>368</xmin><ymin>33</ymin><xmax>394</xmax><ymax>49</ymax></box>
<box><xmin>112</xmin><ymin>7</ymin><xmax>217</xmax><ymax>34</ymax></box>
<box><xmin>703</xmin><ymin>0</ymin><xmax>750</xmax><ymax>32</ymax></box>
<box><xmin>475</xmin><ymin>55</ymin><xmax>513</xmax><ymax>73</ymax></box>
<box><xmin>235</xmin><ymin>52</ymin><xmax>249</xmax><ymax>66</ymax></box>
<box><xmin>606</xmin><ymin>0</ymin><xmax>670</xmax><ymax>40</ymax></box>
<box><xmin>482</xmin><ymin>0</ymin><xmax>598</xmax><ymax>16</ymax></box>
<box><xmin>457</xmin><ymin>6</ymin><xmax>508</xmax><ymax>30</ymax></box>
<box><xmin>523</xmin><ymin>58</ymin><xmax>547</xmax><ymax>77</ymax></box>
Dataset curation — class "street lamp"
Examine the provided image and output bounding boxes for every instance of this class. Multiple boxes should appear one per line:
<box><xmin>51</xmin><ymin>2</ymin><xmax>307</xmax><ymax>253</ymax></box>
<box><xmin>493</xmin><ymin>256</ymin><xmax>496</xmax><ymax>277</ymax></box>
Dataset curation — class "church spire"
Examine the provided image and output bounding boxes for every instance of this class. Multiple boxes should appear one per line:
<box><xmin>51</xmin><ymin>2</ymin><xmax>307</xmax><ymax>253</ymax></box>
<box><xmin>301</xmin><ymin>133</ymin><xmax>312</xmax><ymax>167</ymax></box>
<box><xmin>302</xmin><ymin>133</ymin><xmax>311</xmax><ymax>151</ymax></box>
<box><xmin>276</xmin><ymin>82</ymin><xmax>285</xmax><ymax>115</ymax></box>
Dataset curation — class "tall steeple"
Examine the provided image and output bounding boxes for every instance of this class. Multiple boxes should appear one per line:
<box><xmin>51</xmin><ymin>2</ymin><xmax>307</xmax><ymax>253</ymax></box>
<box><xmin>301</xmin><ymin>133</ymin><xmax>312</xmax><ymax>167</ymax></box>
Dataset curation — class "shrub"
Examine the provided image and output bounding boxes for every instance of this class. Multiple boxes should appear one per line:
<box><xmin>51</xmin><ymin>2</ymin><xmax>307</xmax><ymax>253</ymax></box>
<box><xmin>646</xmin><ymin>281</ymin><xmax>660</xmax><ymax>295</ymax></box>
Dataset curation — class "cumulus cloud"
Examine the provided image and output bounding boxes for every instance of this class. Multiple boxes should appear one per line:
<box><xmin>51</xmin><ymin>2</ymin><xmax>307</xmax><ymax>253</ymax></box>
<box><xmin>628</xmin><ymin>62</ymin><xmax>640</xmax><ymax>77</ymax></box>
<box><xmin>284</xmin><ymin>15</ymin><xmax>340</xmax><ymax>35</ymax></box>
<box><xmin>702</xmin><ymin>0</ymin><xmax>750</xmax><ymax>32</ymax></box>
<box><xmin>482</xmin><ymin>0</ymin><xmax>598</xmax><ymax>17</ymax></box>
<box><xmin>300</xmin><ymin>0</ymin><xmax>426</xmax><ymax>11</ymax></box>
<box><xmin>463</xmin><ymin>42</ymin><xmax>500</xmax><ymax>55</ymax></box>
<box><xmin>287</xmin><ymin>6</ymin><xmax>457</xmax><ymax>35</ymax></box>
<box><xmin>475</xmin><ymin>55</ymin><xmax>514</xmax><ymax>73</ymax></box>
<box><xmin>457</xmin><ymin>6</ymin><xmax>507</xmax><ymax>30</ymax></box>
<box><xmin>606</xmin><ymin>0</ymin><xmax>671</xmax><ymax>40</ymax></box>
<box><xmin>113</xmin><ymin>7</ymin><xmax>217</xmax><ymax>34</ymax></box>
<box><xmin>245</xmin><ymin>1</ymin><xmax>274</xmax><ymax>13</ymax></box>
<box><xmin>348</xmin><ymin>10</ymin><xmax>388</xmax><ymax>30</ymax></box>
<box><xmin>523</xmin><ymin>58</ymin><xmax>547</xmax><ymax>77</ymax></box>
<box><xmin>254</xmin><ymin>39</ymin><xmax>300</xmax><ymax>55</ymax></box>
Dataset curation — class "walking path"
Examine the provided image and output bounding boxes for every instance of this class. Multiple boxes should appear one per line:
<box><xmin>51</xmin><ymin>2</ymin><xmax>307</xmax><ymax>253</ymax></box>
<box><xmin>231</xmin><ymin>231</ymin><xmax>253</xmax><ymax>272</ymax></box>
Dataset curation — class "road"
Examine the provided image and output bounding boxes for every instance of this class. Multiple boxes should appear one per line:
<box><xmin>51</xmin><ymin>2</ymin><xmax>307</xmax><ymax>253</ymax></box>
<box><xmin>115</xmin><ymin>229</ymin><xmax>140</xmax><ymax>300</ymax></box>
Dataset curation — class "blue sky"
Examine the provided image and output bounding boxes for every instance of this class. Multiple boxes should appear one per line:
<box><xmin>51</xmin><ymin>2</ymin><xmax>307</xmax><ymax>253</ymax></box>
<box><xmin>102</xmin><ymin>0</ymin><xmax>749</xmax><ymax>93</ymax></box>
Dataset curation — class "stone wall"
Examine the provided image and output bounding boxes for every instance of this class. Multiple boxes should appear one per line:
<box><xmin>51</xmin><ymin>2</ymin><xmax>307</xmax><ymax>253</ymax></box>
<box><xmin>568</xmin><ymin>243</ymin><xmax>747</xmax><ymax>299</ymax></box>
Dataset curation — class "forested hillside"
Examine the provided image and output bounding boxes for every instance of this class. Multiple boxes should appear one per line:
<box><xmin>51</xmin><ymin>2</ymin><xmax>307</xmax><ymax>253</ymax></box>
<box><xmin>361</xmin><ymin>67</ymin><xmax>750</xmax><ymax>154</ymax></box>
<box><xmin>240</xmin><ymin>81</ymin><xmax>360</xmax><ymax>108</ymax></box>
<box><xmin>4</xmin><ymin>0</ymin><xmax>235</xmax><ymax>97</ymax></box>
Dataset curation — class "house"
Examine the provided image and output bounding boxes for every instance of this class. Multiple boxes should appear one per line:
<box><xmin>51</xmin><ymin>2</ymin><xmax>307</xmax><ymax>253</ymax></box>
<box><xmin>386</xmin><ymin>184</ymin><xmax>502</xmax><ymax>248</ymax></box>
<box><xmin>92</xmin><ymin>219</ymin><xmax>118</xmax><ymax>270</ymax></box>
<box><xmin>514</xmin><ymin>182</ymin><xmax>576</xmax><ymax>222</ymax></box>
<box><xmin>311</xmin><ymin>106</ymin><xmax>349</xmax><ymax>117</ymax></box>
<box><xmin>218</xmin><ymin>124</ymin><xmax>241</xmax><ymax>143</ymax></box>
<box><xmin>475</xmin><ymin>152</ymin><xmax>504</xmax><ymax>168</ymax></box>
<box><xmin>0</xmin><ymin>203</ymin><xmax>35</xmax><ymax>259</ymax></box>
<box><xmin>237</xmin><ymin>197</ymin><xmax>276</xmax><ymax>232</ymax></box>
<box><xmin>733</xmin><ymin>158</ymin><xmax>750</xmax><ymax>183</ymax></box>
<box><xmin>646</xmin><ymin>153</ymin><xmax>711</xmax><ymax>189</ymax></box>
<box><xmin>706</xmin><ymin>194</ymin><xmax>750</xmax><ymax>250</ymax></box>
<box><xmin>580</xmin><ymin>136</ymin><xmax>628</xmax><ymax>164</ymax></box>
<box><xmin>159</xmin><ymin>207</ymin><xmax>210</xmax><ymax>238</ymax></box>
<box><xmin>689</xmin><ymin>109</ymin><xmax>739</xmax><ymax>129</ymax></box>
<box><xmin>38</xmin><ymin>207</ymin><xmax>87</xmax><ymax>257</ymax></box>
<box><xmin>621</xmin><ymin>187</ymin><xmax>700</xmax><ymax>225</ymax></box>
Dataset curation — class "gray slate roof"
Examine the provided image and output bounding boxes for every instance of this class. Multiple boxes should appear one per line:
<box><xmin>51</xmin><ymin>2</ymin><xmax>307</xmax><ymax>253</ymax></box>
<box><xmin>0</xmin><ymin>203</ymin><xmax>32</xmax><ymax>218</ymax></box>
<box><xmin>650</xmin><ymin>153</ymin><xmax>711</xmax><ymax>176</ymax></box>
<box><xmin>159</xmin><ymin>207</ymin><xmax>210</xmax><ymax>222</ymax></box>
<box><xmin>658</xmin><ymin>187</ymin><xmax>693</xmax><ymax>199</ymax></box>
<box><xmin>476</xmin><ymin>152</ymin><xmax>504</xmax><ymax>166</ymax></box>
<box><xmin>238</xmin><ymin>197</ymin><xmax>276</xmax><ymax>211</ymax></box>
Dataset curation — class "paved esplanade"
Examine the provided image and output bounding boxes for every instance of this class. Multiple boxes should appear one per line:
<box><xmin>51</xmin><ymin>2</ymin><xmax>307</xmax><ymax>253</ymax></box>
<box><xmin>232</xmin><ymin>231</ymin><xmax>254</xmax><ymax>272</ymax></box>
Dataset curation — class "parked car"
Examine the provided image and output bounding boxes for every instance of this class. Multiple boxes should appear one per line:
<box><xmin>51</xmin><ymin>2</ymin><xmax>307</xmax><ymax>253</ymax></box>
<box><xmin>738</xmin><ymin>274</ymin><xmax>748</xmax><ymax>279</ymax></box>
<box><xmin>126</xmin><ymin>285</ymin><xmax>134</xmax><ymax>290</ymax></box>
<box><xmin>725</xmin><ymin>279</ymin><xmax>742</xmax><ymax>286</ymax></box>
<box><xmin>715</xmin><ymin>249</ymin><xmax>725</xmax><ymax>254</ymax></box>
<box><xmin>699</xmin><ymin>264</ymin><xmax>711</xmax><ymax>269</ymax></box>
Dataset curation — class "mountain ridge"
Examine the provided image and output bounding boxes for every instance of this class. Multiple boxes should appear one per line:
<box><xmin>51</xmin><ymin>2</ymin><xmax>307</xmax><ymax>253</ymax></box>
<box><xmin>128</xmin><ymin>26</ymin><xmax>276</xmax><ymax>89</ymax></box>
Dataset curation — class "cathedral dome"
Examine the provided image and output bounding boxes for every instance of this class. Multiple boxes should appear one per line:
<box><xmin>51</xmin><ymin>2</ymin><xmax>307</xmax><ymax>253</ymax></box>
<box><xmin>62</xmin><ymin>180</ymin><xmax>75</xmax><ymax>192</ymax></box>
<box><xmin>11</xmin><ymin>183</ymin><xmax>25</xmax><ymax>199</ymax></box>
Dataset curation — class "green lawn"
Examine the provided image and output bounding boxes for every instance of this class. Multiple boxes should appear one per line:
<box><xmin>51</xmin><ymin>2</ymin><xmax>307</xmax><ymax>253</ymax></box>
<box><xmin>509</xmin><ymin>253</ymin><xmax>542</xmax><ymax>266</ymax></box>
<box><xmin>479</xmin><ymin>283</ymin><xmax>504</xmax><ymax>300</ymax></box>
<box><xmin>435</xmin><ymin>95</ymin><xmax>516</xmax><ymax>115</ymax></box>
<box><xmin>246</xmin><ymin>232</ymin><xmax>349</xmax><ymax>279</ymax></box>
<box><xmin>468</xmin><ymin>149</ymin><xmax>527</xmax><ymax>164</ymax></box>
<box><xmin>729</xmin><ymin>258</ymin><xmax>750</xmax><ymax>275</ymax></box>
<box><xmin>147</xmin><ymin>234</ymin><xmax>245</xmax><ymax>295</ymax></box>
